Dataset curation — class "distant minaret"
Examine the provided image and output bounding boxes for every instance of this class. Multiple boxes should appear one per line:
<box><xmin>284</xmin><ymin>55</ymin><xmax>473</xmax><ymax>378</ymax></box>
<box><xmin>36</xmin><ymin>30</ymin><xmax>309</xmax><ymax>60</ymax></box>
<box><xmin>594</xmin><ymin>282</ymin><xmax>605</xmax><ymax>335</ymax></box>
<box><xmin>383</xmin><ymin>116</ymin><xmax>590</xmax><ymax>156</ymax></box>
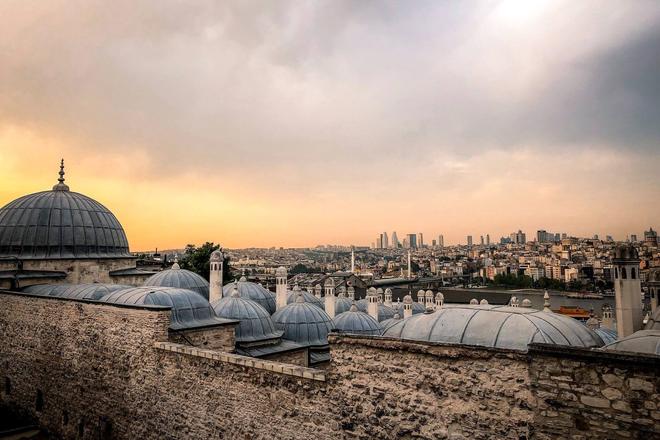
<box><xmin>613</xmin><ymin>245</ymin><xmax>643</xmax><ymax>338</ymax></box>
<box><xmin>209</xmin><ymin>249</ymin><xmax>224</xmax><ymax>304</ymax></box>
<box><xmin>275</xmin><ymin>266</ymin><xmax>288</xmax><ymax>311</ymax></box>
<box><xmin>351</xmin><ymin>250</ymin><xmax>355</xmax><ymax>273</ymax></box>
<box><xmin>367</xmin><ymin>287</ymin><xmax>379</xmax><ymax>322</ymax></box>
<box><xmin>324</xmin><ymin>278</ymin><xmax>336</xmax><ymax>319</ymax></box>
<box><xmin>407</xmin><ymin>250</ymin><xmax>411</xmax><ymax>278</ymax></box>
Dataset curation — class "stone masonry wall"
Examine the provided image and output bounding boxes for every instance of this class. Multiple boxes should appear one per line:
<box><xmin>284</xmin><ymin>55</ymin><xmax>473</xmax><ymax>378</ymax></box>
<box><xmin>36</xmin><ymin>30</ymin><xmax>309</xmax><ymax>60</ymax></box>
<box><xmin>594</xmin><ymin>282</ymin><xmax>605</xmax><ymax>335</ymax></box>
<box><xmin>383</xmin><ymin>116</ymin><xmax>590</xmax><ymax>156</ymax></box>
<box><xmin>169</xmin><ymin>325</ymin><xmax>236</xmax><ymax>351</ymax></box>
<box><xmin>528</xmin><ymin>344</ymin><xmax>660</xmax><ymax>439</ymax></box>
<box><xmin>1</xmin><ymin>291</ymin><xmax>658</xmax><ymax>439</ymax></box>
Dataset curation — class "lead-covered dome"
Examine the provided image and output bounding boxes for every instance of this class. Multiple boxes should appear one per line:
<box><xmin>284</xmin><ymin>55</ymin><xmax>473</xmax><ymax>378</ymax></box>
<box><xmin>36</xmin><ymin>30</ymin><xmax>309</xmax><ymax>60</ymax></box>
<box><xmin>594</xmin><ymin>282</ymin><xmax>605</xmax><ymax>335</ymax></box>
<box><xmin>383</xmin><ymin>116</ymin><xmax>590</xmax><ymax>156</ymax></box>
<box><xmin>99</xmin><ymin>286</ymin><xmax>232</xmax><ymax>330</ymax></box>
<box><xmin>223</xmin><ymin>276</ymin><xmax>275</xmax><ymax>314</ymax></box>
<box><xmin>286</xmin><ymin>288</ymin><xmax>324</xmax><ymax>310</ymax></box>
<box><xmin>333</xmin><ymin>304</ymin><xmax>381</xmax><ymax>336</ymax></box>
<box><xmin>603</xmin><ymin>330</ymin><xmax>660</xmax><ymax>356</ymax></box>
<box><xmin>212</xmin><ymin>285</ymin><xmax>282</xmax><ymax>343</ymax></box>
<box><xmin>383</xmin><ymin>304</ymin><xmax>604</xmax><ymax>351</ymax></box>
<box><xmin>144</xmin><ymin>263</ymin><xmax>210</xmax><ymax>300</ymax></box>
<box><xmin>23</xmin><ymin>283</ymin><xmax>130</xmax><ymax>300</ymax></box>
<box><xmin>0</xmin><ymin>162</ymin><xmax>130</xmax><ymax>259</ymax></box>
<box><xmin>271</xmin><ymin>293</ymin><xmax>334</xmax><ymax>347</ymax></box>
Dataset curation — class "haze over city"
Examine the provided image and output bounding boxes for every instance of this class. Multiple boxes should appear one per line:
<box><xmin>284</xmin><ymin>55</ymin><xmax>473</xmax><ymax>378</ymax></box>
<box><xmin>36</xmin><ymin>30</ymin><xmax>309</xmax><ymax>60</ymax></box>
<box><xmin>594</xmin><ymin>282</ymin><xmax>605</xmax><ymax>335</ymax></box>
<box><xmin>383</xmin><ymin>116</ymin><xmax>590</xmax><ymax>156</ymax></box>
<box><xmin>1</xmin><ymin>0</ymin><xmax>659</xmax><ymax>249</ymax></box>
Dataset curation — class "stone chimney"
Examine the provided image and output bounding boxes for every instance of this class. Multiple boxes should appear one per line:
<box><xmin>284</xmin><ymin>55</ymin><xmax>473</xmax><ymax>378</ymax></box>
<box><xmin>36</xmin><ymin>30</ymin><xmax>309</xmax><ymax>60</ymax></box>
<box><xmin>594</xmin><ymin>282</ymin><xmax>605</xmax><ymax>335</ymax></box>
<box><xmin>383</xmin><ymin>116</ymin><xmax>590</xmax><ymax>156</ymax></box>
<box><xmin>209</xmin><ymin>249</ymin><xmax>224</xmax><ymax>304</ymax></box>
<box><xmin>275</xmin><ymin>266</ymin><xmax>288</xmax><ymax>311</ymax></box>
<box><xmin>324</xmin><ymin>278</ymin><xmax>336</xmax><ymax>319</ymax></box>
<box><xmin>613</xmin><ymin>244</ymin><xmax>642</xmax><ymax>338</ymax></box>
<box><xmin>367</xmin><ymin>287</ymin><xmax>379</xmax><ymax>322</ymax></box>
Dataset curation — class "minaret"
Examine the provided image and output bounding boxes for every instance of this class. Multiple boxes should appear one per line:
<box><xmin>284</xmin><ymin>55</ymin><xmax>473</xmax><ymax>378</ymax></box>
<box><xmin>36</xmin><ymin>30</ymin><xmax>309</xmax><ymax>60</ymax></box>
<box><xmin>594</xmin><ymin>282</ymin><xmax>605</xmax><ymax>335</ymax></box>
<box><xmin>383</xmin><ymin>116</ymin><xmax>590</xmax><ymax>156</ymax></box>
<box><xmin>275</xmin><ymin>266</ymin><xmax>288</xmax><ymax>311</ymax></box>
<box><xmin>351</xmin><ymin>250</ymin><xmax>355</xmax><ymax>273</ymax></box>
<box><xmin>367</xmin><ymin>287</ymin><xmax>379</xmax><ymax>322</ymax></box>
<box><xmin>613</xmin><ymin>244</ymin><xmax>642</xmax><ymax>338</ymax></box>
<box><xmin>324</xmin><ymin>278</ymin><xmax>336</xmax><ymax>319</ymax></box>
<box><xmin>407</xmin><ymin>250</ymin><xmax>411</xmax><ymax>278</ymax></box>
<box><xmin>543</xmin><ymin>291</ymin><xmax>551</xmax><ymax>312</ymax></box>
<box><xmin>403</xmin><ymin>294</ymin><xmax>413</xmax><ymax>318</ymax></box>
<box><xmin>384</xmin><ymin>288</ymin><xmax>393</xmax><ymax>307</ymax></box>
<box><xmin>209</xmin><ymin>249</ymin><xmax>224</xmax><ymax>304</ymax></box>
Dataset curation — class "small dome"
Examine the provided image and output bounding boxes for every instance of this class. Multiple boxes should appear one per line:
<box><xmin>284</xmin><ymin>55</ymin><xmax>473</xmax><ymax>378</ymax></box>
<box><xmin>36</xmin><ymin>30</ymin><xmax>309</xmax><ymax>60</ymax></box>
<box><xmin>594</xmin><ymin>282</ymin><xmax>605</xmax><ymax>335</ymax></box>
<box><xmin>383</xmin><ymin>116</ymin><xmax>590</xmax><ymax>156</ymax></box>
<box><xmin>383</xmin><ymin>304</ymin><xmax>604</xmax><ymax>351</ymax></box>
<box><xmin>380</xmin><ymin>313</ymin><xmax>402</xmax><ymax>331</ymax></box>
<box><xmin>23</xmin><ymin>283</ymin><xmax>130</xmax><ymax>300</ymax></box>
<box><xmin>521</xmin><ymin>299</ymin><xmax>532</xmax><ymax>308</ymax></box>
<box><xmin>384</xmin><ymin>288</ymin><xmax>393</xmax><ymax>296</ymax></box>
<box><xmin>275</xmin><ymin>266</ymin><xmax>287</xmax><ymax>277</ymax></box>
<box><xmin>470</xmin><ymin>298</ymin><xmax>479</xmax><ymax>305</ymax></box>
<box><xmin>403</xmin><ymin>295</ymin><xmax>413</xmax><ymax>305</ymax></box>
<box><xmin>223</xmin><ymin>279</ymin><xmax>276</xmax><ymax>314</ymax></box>
<box><xmin>603</xmin><ymin>330</ymin><xmax>660</xmax><ymax>355</ymax></box>
<box><xmin>99</xmin><ymin>286</ymin><xmax>230</xmax><ymax>330</ymax></box>
<box><xmin>212</xmin><ymin>287</ymin><xmax>282</xmax><ymax>343</ymax></box>
<box><xmin>210</xmin><ymin>250</ymin><xmax>223</xmax><ymax>262</ymax></box>
<box><xmin>377</xmin><ymin>303</ymin><xmax>396</xmax><ymax>322</ymax></box>
<box><xmin>271</xmin><ymin>295</ymin><xmax>334</xmax><ymax>347</ymax></box>
<box><xmin>645</xmin><ymin>307</ymin><xmax>660</xmax><ymax>330</ymax></box>
<box><xmin>593</xmin><ymin>327</ymin><xmax>618</xmax><ymax>345</ymax></box>
<box><xmin>144</xmin><ymin>267</ymin><xmax>209</xmax><ymax>300</ymax></box>
<box><xmin>480</xmin><ymin>299</ymin><xmax>489</xmax><ymax>305</ymax></box>
<box><xmin>425</xmin><ymin>290</ymin><xmax>434</xmax><ymax>298</ymax></box>
<box><xmin>333</xmin><ymin>305</ymin><xmax>381</xmax><ymax>336</ymax></box>
<box><xmin>286</xmin><ymin>288</ymin><xmax>324</xmax><ymax>310</ymax></box>
<box><xmin>335</xmin><ymin>296</ymin><xmax>353</xmax><ymax>314</ymax></box>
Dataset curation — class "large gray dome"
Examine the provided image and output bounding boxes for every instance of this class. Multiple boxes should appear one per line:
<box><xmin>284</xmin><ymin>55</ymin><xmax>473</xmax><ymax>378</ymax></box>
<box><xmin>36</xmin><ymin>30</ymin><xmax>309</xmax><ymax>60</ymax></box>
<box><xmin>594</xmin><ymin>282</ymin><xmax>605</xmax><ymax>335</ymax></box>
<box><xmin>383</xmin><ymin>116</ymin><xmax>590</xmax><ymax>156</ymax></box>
<box><xmin>333</xmin><ymin>305</ymin><xmax>381</xmax><ymax>336</ymax></box>
<box><xmin>645</xmin><ymin>307</ymin><xmax>660</xmax><ymax>330</ymax></box>
<box><xmin>23</xmin><ymin>283</ymin><xmax>130</xmax><ymax>300</ymax></box>
<box><xmin>99</xmin><ymin>286</ymin><xmax>231</xmax><ymax>330</ymax></box>
<box><xmin>212</xmin><ymin>289</ymin><xmax>282</xmax><ymax>343</ymax></box>
<box><xmin>271</xmin><ymin>295</ymin><xmax>334</xmax><ymax>347</ymax></box>
<box><xmin>223</xmin><ymin>278</ymin><xmax>275</xmax><ymax>314</ymax></box>
<box><xmin>383</xmin><ymin>304</ymin><xmax>605</xmax><ymax>351</ymax></box>
<box><xmin>0</xmin><ymin>167</ymin><xmax>130</xmax><ymax>260</ymax></box>
<box><xmin>144</xmin><ymin>266</ymin><xmax>209</xmax><ymax>300</ymax></box>
<box><xmin>286</xmin><ymin>289</ymin><xmax>324</xmax><ymax>310</ymax></box>
<box><xmin>335</xmin><ymin>297</ymin><xmax>353</xmax><ymax>315</ymax></box>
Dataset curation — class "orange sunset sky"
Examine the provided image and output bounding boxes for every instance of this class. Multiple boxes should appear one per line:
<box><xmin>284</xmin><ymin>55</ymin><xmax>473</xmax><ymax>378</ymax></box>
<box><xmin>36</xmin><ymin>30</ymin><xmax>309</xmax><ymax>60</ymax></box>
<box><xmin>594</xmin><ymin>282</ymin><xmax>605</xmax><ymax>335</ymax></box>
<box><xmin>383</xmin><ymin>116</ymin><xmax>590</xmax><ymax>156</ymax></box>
<box><xmin>1</xmin><ymin>1</ymin><xmax>659</xmax><ymax>250</ymax></box>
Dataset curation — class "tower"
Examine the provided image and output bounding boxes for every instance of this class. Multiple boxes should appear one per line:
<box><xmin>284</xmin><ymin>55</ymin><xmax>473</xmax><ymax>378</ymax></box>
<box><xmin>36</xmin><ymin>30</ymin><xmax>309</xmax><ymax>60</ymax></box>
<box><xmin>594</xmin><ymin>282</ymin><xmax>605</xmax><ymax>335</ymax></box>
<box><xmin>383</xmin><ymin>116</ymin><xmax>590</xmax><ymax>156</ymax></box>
<box><xmin>324</xmin><ymin>278</ymin><xmax>336</xmax><ymax>319</ymax></box>
<box><xmin>407</xmin><ymin>250</ymin><xmax>411</xmax><ymax>278</ymax></box>
<box><xmin>613</xmin><ymin>245</ymin><xmax>642</xmax><ymax>338</ymax></box>
<box><xmin>351</xmin><ymin>250</ymin><xmax>355</xmax><ymax>273</ymax></box>
<box><xmin>209</xmin><ymin>249</ymin><xmax>224</xmax><ymax>304</ymax></box>
<box><xmin>384</xmin><ymin>288</ymin><xmax>393</xmax><ymax>307</ymax></box>
<box><xmin>275</xmin><ymin>266</ymin><xmax>288</xmax><ymax>311</ymax></box>
<box><xmin>367</xmin><ymin>287</ymin><xmax>379</xmax><ymax>322</ymax></box>
<box><xmin>403</xmin><ymin>294</ymin><xmax>413</xmax><ymax>319</ymax></box>
<box><xmin>647</xmin><ymin>268</ymin><xmax>660</xmax><ymax>315</ymax></box>
<box><xmin>601</xmin><ymin>304</ymin><xmax>615</xmax><ymax>331</ymax></box>
<box><xmin>417</xmin><ymin>289</ymin><xmax>425</xmax><ymax>304</ymax></box>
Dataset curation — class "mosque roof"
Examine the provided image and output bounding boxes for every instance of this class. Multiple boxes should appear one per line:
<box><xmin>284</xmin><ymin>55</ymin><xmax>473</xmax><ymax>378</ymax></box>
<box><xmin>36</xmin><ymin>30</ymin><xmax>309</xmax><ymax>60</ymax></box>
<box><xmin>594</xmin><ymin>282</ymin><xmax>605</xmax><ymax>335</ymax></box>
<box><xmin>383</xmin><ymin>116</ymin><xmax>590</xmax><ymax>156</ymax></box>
<box><xmin>212</xmin><ymin>286</ymin><xmax>282</xmax><ymax>343</ymax></box>
<box><xmin>603</xmin><ymin>330</ymin><xmax>660</xmax><ymax>356</ymax></box>
<box><xmin>99</xmin><ymin>286</ymin><xmax>234</xmax><ymax>331</ymax></box>
<box><xmin>223</xmin><ymin>277</ymin><xmax>275</xmax><ymax>314</ymax></box>
<box><xmin>0</xmin><ymin>161</ymin><xmax>131</xmax><ymax>260</ymax></box>
<box><xmin>332</xmin><ymin>304</ymin><xmax>381</xmax><ymax>336</ymax></box>
<box><xmin>144</xmin><ymin>265</ymin><xmax>210</xmax><ymax>299</ymax></box>
<box><xmin>271</xmin><ymin>293</ymin><xmax>334</xmax><ymax>347</ymax></box>
<box><xmin>22</xmin><ymin>283</ymin><xmax>130</xmax><ymax>300</ymax></box>
<box><xmin>382</xmin><ymin>304</ymin><xmax>605</xmax><ymax>351</ymax></box>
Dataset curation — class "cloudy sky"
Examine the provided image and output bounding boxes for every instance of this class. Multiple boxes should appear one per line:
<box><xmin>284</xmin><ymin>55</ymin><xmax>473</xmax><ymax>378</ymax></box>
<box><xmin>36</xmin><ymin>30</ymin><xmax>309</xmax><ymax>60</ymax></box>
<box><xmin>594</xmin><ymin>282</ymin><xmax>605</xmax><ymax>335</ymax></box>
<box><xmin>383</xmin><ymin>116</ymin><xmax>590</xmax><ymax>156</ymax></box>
<box><xmin>1</xmin><ymin>0</ymin><xmax>659</xmax><ymax>249</ymax></box>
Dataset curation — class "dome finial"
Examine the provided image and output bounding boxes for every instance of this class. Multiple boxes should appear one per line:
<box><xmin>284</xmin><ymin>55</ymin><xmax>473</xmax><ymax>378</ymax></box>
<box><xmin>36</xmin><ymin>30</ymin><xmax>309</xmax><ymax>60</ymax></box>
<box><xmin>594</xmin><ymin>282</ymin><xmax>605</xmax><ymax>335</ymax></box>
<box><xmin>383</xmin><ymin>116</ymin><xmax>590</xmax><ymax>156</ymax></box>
<box><xmin>52</xmin><ymin>158</ymin><xmax>70</xmax><ymax>191</ymax></box>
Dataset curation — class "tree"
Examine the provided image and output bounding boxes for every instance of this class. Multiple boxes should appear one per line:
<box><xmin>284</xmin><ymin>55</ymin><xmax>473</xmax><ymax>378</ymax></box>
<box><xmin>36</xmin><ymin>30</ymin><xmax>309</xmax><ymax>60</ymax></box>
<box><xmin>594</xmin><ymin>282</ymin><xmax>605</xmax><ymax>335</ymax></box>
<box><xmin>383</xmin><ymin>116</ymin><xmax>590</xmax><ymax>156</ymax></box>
<box><xmin>179</xmin><ymin>242</ymin><xmax>232</xmax><ymax>283</ymax></box>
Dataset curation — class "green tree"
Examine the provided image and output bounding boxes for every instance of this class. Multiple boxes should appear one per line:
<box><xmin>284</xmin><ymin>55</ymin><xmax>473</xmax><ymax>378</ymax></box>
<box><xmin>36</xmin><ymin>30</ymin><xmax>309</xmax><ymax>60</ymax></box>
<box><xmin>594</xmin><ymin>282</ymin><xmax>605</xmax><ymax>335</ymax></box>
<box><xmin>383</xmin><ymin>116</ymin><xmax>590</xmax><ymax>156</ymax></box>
<box><xmin>179</xmin><ymin>242</ymin><xmax>232</xmax><ymax>283</ymax></box>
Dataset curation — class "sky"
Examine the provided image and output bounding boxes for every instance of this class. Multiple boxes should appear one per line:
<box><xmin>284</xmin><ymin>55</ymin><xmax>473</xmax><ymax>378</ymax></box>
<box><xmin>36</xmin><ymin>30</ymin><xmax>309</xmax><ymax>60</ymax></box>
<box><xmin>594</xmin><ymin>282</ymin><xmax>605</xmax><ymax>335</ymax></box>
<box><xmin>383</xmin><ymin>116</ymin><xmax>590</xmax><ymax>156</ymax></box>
<box><xmin>1</xmin><ymin>0</ymin><xmax>659</xmax><ymax>249</ymax></box>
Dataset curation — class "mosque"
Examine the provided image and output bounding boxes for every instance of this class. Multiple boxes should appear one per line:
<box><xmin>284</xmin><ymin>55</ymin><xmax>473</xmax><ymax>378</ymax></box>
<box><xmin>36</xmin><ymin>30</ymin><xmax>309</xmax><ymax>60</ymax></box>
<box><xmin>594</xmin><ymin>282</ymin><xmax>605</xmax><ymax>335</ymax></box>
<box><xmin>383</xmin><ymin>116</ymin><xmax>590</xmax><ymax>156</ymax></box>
<box><xmin>0</xmin><ymin>163</ymin><xmax>658</xmax><ymax>439</ymax></box>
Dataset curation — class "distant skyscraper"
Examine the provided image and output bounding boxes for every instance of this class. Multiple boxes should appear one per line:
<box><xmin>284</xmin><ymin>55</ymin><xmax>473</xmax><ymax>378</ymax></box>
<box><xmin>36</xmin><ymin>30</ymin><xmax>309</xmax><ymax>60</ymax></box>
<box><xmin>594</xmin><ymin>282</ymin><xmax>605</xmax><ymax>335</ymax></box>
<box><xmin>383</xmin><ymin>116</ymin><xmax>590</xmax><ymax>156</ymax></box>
<box><xmin>407</xmin><ymin>233</ymin><xmax>417</xmax><ymax>249</ymax></box>
<box><xmin>510</xmin><ymin>230</ymin><xmax>526</xmax><ymax>245</ymax></box>
<box><xmin>438</xmin><ymin>235</ymin><xmax>444</xmax><ymax>247</ymax></box>
<box><xmin>391</xmin><ymin>231</ymin><xmax>399</xmax><ymax>248</ymax></box>
<box><xmin>630</xmin><ymin>234</ymin><xmax>638</xmax><ymax>243</ymax></box>
<box><xmin>467</xmin><ymin>235</ymin><xmax>473</xmax><ymax>247</ymax></box>
<box><xmin>432</xmin><ymin>239</ymin><xmax>437</xmax><ymax>247</ymax></box>
<box><xmin>480</xmin><ymin>235</ymin><xmax>484</xmax><ymax>246</ymax></box>
<box><xmin>418</xmin><ymin>233</ymin><xmax>424</xmax><ymax>248</ymax></box>
<box><xmin>382</xmin><ymin>232</ymin><xmax>389</xmax><ymax>249</ymax></box>
<box><xmin>486</xmin><ymin>234</ymin><xmax>490</xmax><ymax>245</ymax></box>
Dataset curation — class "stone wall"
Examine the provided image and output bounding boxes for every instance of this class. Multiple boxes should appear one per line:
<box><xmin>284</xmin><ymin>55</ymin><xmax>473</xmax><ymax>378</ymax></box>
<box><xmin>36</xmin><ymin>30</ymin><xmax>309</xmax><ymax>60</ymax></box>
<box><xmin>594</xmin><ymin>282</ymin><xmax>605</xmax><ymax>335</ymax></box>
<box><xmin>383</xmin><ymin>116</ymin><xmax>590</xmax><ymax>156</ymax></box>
<box><xmin>169</xmin><ymin>325</ymin><xmax>237</xmax><ymax>352</ymax></box>
<box><xmin>528</xmin><ymin>344</ymin><xmax>660</xmax><ymax>439</ymax></box>
<box><xmin>1</xmin><ymin>291</ymin><xmax>658</xmax><ymax>440</ymax></box>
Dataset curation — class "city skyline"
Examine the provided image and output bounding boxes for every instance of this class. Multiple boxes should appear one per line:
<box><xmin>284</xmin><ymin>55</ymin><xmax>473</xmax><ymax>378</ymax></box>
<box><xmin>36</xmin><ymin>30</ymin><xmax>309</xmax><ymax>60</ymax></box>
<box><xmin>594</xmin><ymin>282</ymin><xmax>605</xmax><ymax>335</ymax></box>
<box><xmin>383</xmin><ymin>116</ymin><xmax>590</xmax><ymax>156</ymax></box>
<box><xmin>1</xmin><ymin>1</ymin><xmax>659</xmax><ymax>249</ymax></box>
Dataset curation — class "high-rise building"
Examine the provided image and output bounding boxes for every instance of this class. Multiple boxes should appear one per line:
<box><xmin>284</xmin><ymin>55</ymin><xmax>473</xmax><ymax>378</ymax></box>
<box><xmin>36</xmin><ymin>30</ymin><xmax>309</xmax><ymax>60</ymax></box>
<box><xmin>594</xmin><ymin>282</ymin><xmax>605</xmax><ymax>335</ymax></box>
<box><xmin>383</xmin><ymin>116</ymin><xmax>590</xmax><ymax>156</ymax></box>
<box><xmin>486</xmin><ymin>234</ymin><xmax>490</xmax><ymax>245</ymax></box>
<box><xmin>382</xmin><ymin>232</ymin><xmax>389</xmax><ymax>249</ymax></box>
<box><xmin>438</xmin><ymin>235</ymin><xmax>444</xmax><ymax>247</ymax></box>
<box><xmin>510</xmin><ymin>230</ymin><xmax>526</xmax><ymax>245</ymax></box>
<box><xmin>418</xmin><ymin>233</ymin><xmax>424</xmax><ymax>248</ymax></box>
<box><xmin>644</xmin><ymin>227</ymin><xmax>657</xmax><ymax>246</ymax></box>
<box><xmin>432</xmin><ymin>239</ymin><xmax>437</xmax><ymax>247</ymax></box>
<box><xmin>402</xmin><ymin>237</ymin><xmax>409</xmax><ymax>248</ymax></box>
<box><xmin>630</xmin><ymin>234</ymin><xmax>638</xmax><ymax>243</ymax></box>
<box><xmin>391</xmin><ymin>231</ymin><xmax>399</xmax><ymax>248</ymax></box>
<box><xmin>407</xmin><ymin>233</ymin><xmax>417</xmax><ymax>249</ymax></box>
<box><xmin>480</xmin><ymin>235</ymin><xmax>484</xmax><ymax>246</ymax></box>
<box><xmin>467</xmin><ymin>235</ymin><xmax>473</xmax><ymax>247</ymax></box>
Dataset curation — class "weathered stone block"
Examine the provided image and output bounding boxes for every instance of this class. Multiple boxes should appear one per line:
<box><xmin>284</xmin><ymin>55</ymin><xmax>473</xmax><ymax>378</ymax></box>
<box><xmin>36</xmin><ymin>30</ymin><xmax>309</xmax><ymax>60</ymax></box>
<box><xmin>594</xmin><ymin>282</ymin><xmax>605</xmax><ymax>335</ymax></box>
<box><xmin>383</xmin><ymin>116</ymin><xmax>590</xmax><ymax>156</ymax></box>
<box><xmin>580</xmin><ymin>395</ymin><xmax>610</xmax><ymax>409</ymax></box>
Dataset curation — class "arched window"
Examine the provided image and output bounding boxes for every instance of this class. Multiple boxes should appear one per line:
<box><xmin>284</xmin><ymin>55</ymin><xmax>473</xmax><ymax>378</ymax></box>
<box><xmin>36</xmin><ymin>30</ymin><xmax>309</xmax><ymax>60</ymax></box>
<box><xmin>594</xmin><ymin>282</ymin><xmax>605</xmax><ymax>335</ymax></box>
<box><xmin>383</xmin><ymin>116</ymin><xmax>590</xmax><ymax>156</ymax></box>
<box><xmin>622</xmin><ymin>267</ymin><xmax>627</xmax><ymax>279</ymax></box>
<box><xmin>631</xmin><ymin>268</ymin><xmax>636</xmax><ymax>279</ymax></box>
